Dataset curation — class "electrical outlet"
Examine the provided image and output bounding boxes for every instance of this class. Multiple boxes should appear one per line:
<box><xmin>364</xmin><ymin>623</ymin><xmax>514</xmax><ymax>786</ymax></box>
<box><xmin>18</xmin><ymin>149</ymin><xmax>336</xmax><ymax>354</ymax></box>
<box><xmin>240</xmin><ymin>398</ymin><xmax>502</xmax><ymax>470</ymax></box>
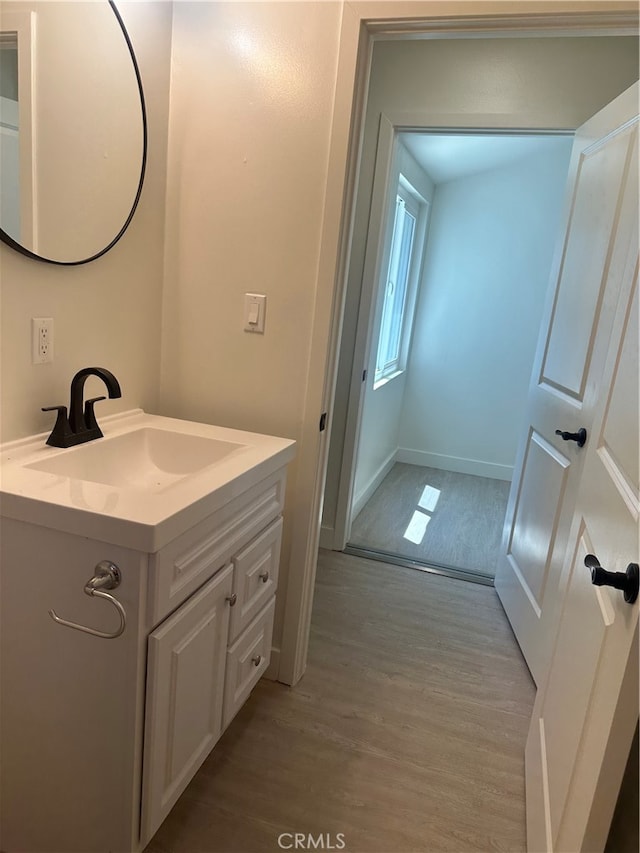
<box><xmin>32</xmin><ymin>317</ymin><xmax>54</xmax><ymax>364</ymax></box>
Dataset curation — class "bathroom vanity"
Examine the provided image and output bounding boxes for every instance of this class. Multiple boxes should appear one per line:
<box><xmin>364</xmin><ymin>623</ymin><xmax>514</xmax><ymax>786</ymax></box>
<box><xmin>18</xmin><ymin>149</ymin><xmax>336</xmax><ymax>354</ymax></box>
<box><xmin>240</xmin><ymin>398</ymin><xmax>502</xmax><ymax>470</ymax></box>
<box><xmin>0</xmin><ymin>410</ymin><xmax>295</xmax><ymax>852</ymax></box>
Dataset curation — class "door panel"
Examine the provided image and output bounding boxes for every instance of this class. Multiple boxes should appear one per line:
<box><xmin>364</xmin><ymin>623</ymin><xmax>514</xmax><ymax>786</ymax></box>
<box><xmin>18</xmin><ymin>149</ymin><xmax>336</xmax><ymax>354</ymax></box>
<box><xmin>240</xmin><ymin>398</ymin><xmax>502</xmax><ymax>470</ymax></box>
<box><xmin>542</xmin><ymin>527</ymin><xmax>612</xmax><ymax>842</ymax></box>
<box><xmin>541</xmin><ymin>128</ymin><xmax>633</xmax><ymax>398</ymax></box>
<box><xmin>600</xmin><ymin>285</ymin><xmax>639</xmax><ymax>494</ymax></box>
<box><xmin>526</xmin><ymin>212</ymin><xmax>638</xmax><ymax>852</ymax></box>
<box><xmin>508</xmin><ymin>431</ymin><xmax>570</xmax><ymax>611</ymax></box>
<box><xmin>495</xmin><ymin>83</ymin><xmax>639</xmax><ymax>684</ymax></box>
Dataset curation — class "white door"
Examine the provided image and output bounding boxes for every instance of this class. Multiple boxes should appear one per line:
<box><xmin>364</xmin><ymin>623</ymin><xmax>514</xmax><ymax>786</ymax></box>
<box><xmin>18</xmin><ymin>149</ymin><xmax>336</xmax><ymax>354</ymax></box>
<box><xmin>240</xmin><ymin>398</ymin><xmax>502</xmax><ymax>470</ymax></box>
<box><xmin>494</xmin><ymin>82</ymin><xmax>639</xmax><ymax>684</ymax></box>
<box><xmin>525</xmin><ymin>245</ymin><xmax>638</xmax><ymax>851</ymax></box>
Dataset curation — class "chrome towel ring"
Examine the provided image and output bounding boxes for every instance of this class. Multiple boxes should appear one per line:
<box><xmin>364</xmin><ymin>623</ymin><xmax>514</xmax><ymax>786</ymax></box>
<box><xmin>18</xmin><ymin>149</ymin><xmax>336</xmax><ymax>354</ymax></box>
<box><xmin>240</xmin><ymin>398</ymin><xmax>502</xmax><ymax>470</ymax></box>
<box><xmin>49</xmin><ymin>561</ymin><xmax>126</xmax><ymax>639</ymax></box>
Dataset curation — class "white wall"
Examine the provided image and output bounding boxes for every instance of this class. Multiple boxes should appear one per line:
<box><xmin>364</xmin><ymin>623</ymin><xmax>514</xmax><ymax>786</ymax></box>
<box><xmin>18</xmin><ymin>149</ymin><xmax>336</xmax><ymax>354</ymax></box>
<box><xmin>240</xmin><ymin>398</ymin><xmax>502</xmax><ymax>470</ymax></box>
<box><xmin>398</xmin><ymin>139</ymin><xmax>574</xmax><ymax>480</ymax></box>
<box><xmin>160</xmin><ymin>1</ymin><xmax>342</xmax><ymax>669</ymax></box>
<box><xmin>352</xmin><ymin>142</ymin><xmax>434</xmax><ymax>513</ymax></box>
<box><xmin>0</xmin><ymin>1</ymin><xmax>172</xmax><ymax>442</ymax></box>
<box><xmin>323</xmin><ymin>33</ymin><xmax>639</xmax><ymax>540</ymax></box>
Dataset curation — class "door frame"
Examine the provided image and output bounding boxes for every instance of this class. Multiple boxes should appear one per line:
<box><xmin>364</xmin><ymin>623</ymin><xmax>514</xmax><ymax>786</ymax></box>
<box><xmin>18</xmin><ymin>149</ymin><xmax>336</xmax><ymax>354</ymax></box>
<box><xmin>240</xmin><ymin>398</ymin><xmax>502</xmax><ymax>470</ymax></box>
<box><xmin>331</xmin><ymin>116</ymin><xmax>575</xmax><ymax>554</ymax></box>
<box><xmin>278</xmin><ymin>2</ymin><xmax>639</xmax><ymax>688</ymax></box>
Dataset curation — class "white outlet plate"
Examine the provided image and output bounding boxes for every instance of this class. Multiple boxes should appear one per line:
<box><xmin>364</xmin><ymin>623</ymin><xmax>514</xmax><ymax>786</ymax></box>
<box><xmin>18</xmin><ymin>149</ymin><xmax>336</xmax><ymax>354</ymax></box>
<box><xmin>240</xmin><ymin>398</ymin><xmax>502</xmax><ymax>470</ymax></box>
<box><xmin>32</xmin><ymin>317</ymin><xmax>54</xmax><ymax>364</ymax></box>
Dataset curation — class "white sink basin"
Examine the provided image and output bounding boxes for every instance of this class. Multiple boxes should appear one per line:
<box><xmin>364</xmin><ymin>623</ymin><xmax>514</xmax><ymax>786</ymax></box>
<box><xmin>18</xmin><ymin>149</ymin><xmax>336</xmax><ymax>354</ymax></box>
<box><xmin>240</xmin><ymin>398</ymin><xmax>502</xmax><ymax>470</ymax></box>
<box><xmin>26</xmin><ymin>428</ymin><xmax>247</xmax><ymax>492</ymax></box>
<box><xmin>0</xmin><ymin>409</ymin><xmax>296</xmax><ymax>551</ymax></box>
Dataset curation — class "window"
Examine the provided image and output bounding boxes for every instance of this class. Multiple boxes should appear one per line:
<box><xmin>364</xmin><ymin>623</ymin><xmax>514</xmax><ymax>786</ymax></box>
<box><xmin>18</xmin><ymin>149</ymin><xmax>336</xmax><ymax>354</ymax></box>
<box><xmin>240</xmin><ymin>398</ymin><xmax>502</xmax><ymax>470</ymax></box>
<box><xmin>374</xmin><ymin>181</ymin><xmax>423</xmax><ymax>385</ymax></box>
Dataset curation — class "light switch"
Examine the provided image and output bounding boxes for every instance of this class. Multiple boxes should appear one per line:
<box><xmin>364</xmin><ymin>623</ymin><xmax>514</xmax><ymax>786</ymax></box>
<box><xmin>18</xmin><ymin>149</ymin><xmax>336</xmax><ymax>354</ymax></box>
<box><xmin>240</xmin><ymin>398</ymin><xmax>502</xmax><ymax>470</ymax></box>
<box><xmin>248</xmin><ymin>302</ymin><xmax>259</xmax><ymax>325</ymax></box>
<box><xmin>244</xmin><ymin>293</ymin><xmax>266</xmax><ymax>333</ymax></box>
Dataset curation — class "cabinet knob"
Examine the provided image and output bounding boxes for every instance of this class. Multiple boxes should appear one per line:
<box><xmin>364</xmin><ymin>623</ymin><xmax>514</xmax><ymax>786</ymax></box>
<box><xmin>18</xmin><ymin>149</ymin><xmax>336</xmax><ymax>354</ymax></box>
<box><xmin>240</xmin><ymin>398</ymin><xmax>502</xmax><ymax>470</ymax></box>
<box><xmin>225</xmin><ymin>593</ymin><xmax>237</xmax><ymax>606</ymax></box>
<box><xmin>259</xmin><ymin>570</ymin><xmax>269</xmax><ymax>583</ymax></box>
<box><xmin>252</xmin><ymin>655</ymin><xmax>262</xmax><ymax>667</ymax></box>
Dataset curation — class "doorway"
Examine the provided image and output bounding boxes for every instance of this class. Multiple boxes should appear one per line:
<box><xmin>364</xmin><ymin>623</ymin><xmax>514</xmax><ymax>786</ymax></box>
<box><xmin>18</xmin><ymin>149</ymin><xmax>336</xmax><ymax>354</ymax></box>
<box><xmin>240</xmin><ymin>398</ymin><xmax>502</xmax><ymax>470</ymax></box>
<box><xmin>345</xmin><ymin>130</ymin><xmax>574</xmax><ymax>580</ymax></box>
<box><xmin>317</xmin><ymin>31</ymin><xmax>638</xmax><ymax>593</ymax></box>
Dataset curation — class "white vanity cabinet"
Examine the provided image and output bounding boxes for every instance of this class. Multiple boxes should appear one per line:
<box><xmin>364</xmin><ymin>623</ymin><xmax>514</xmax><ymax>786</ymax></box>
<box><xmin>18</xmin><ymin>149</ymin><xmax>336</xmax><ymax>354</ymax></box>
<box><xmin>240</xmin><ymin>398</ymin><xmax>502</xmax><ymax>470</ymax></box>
<box><xmin>0</xmin><ymin>412</ymin><xmax>294</xmax><ymax>853</ymax></box>
<box><xmin>140</xmin><ymin>472</ymin><xmax>286</xmax><ymax>844</ymax></box>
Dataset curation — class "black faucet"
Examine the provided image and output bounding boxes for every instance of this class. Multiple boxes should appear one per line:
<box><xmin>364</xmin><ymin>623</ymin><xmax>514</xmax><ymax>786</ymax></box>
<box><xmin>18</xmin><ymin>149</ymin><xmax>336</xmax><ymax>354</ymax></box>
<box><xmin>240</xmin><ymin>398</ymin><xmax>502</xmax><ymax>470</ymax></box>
<box><xmin>42</xmin><ymin>367</ymin><xmax>122</xmax><ymax>448</ymax></box>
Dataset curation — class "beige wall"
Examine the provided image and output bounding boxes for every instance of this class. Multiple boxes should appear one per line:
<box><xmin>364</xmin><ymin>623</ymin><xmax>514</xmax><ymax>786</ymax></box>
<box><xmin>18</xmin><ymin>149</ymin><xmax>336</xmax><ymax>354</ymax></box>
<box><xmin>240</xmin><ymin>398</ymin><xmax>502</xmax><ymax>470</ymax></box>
<box><xmin>160</xmin><ymin>1</ymin><xmax>341</xmax><ymax>438</ymax></box>
<box><xmin>0</xmin><ymin>1</ymin><xmax>173</xmax><ymax>442</ymax></box>
<box><xmin>160</xmin><ymin>2</ymin><xmax>342</xmax><ymax>662</ymax></box>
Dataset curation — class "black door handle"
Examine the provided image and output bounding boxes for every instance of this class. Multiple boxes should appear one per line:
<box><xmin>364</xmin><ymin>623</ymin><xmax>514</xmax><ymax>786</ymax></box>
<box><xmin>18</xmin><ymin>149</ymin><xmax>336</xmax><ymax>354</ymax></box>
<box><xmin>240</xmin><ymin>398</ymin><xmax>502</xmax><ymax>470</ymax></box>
<box><xmin>585</xmin><ymin>554</ymin><xmax>639</xmax><ymax>604</ymax></box>
<box><xmin>555</xmin><ymin>427</ymin><xmax>587</xmax><ymax>447</ymax></box>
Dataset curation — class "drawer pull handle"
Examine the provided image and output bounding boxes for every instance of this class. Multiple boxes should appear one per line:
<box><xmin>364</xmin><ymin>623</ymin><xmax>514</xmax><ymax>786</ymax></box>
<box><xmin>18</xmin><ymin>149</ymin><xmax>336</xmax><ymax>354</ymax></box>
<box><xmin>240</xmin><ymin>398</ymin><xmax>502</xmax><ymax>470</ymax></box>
<box><xmin>226</xmin><ymin>593</ymin><xmax>237</xmax><ymax>606</ymax></box>
<box><xmin>259</xmin><ymin>570</ymin><xmax>270</xmax><ymax>583</ymax></box>
<box><xmin>251</xmin><ymin>655</ymin><xmax>262</xmax><ymax>667</ymax></box>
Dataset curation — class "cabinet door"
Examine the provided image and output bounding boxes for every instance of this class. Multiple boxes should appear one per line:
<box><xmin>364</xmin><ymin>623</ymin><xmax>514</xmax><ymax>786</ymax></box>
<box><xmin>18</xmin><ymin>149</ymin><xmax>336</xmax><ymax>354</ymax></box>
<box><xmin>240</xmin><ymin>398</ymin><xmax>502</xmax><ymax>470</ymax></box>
<box><xmin>141</xmin><ymin>564</ymin><xmax>233</xmax><ymax>844</ymax></box>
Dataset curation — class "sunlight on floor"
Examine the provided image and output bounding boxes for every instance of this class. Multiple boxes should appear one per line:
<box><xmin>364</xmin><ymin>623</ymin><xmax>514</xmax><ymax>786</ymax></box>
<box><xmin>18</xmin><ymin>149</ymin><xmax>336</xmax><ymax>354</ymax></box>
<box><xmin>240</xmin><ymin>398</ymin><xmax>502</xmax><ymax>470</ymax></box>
<box><xmin>418</xmin><ymin>484</ymin><xmax>441</xmax><ymax>512</ymax></box>
<box><xmin>403</xmin><ymin>483</ymin><xmax>442</xmax><ymax>544</ymax></box>
<box><xmin>403</xmin><ymin>509</ymin><xmax>430</xmax><ymax>544</ymax></box>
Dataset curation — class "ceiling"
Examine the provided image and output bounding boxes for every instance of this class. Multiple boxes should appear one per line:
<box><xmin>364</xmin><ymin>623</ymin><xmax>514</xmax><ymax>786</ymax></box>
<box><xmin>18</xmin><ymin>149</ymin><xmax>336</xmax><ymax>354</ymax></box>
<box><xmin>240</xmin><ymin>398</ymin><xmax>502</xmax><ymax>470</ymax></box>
<box><xmin>399</xmin><ymin>133</ymin><xmax>573</xmax><ymax>185</ymax></box>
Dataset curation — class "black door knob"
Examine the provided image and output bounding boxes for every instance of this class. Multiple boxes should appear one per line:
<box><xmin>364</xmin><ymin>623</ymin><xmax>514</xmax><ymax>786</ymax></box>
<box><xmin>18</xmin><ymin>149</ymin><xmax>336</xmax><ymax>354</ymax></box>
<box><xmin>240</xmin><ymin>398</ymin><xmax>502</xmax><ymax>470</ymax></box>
<box><xmin>585</xmin><ymin>554</ymin><xmax>639</xmax><ymax>604</ymax></box>
<box><xmin>555</xmin><ymin>427</ymin><xmax>587</xmax><ymax>447</ymax></box>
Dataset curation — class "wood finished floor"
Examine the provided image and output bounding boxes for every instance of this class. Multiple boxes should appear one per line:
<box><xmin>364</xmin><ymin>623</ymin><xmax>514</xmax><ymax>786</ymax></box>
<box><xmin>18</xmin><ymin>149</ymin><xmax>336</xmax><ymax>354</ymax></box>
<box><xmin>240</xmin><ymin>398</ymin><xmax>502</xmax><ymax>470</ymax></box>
<box><xmin>350</xmin><ymin>465</ymin><xmax>511</xmax><ymax>578</ymax></box>
<box><xmin>145</xmin><ymin>550</ymin><xmax>535</xmax><ymax>853</ymax></box>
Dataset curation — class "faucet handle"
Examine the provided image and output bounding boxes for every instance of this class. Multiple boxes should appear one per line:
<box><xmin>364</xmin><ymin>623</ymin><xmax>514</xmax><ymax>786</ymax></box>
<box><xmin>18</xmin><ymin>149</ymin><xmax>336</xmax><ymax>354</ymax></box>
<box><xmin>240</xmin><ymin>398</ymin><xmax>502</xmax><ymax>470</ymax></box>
<box><xmin>84</xmin><ymin>396</ymin><xmax>107</xmax><ymax>433</ymax></box>
<box><xmin>42</xmin><ymin>405</ymin><xmax>74</xmax><ymax>448</ymax></box>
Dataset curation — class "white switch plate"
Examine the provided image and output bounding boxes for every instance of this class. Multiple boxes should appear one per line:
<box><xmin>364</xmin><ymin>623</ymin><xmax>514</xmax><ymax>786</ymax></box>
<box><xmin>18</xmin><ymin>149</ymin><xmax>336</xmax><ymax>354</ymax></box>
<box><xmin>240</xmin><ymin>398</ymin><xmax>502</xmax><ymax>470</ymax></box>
<box><xmin>244</xmin><ymin>293</ymin><xmax>266</xmax><ymax>333</ymax></box>
<box><xmin>32</xmin><ymin>317</ymin><xmax>54</xmax><ymax>364</ymax></box>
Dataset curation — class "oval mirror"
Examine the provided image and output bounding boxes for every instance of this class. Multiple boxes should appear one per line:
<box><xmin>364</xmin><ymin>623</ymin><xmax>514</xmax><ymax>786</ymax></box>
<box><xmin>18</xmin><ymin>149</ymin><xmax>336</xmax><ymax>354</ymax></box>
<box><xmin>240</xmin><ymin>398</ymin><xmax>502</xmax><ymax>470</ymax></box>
<box><xmin>0</xmin><ymin>1</ymin><xmax>146</xmax><ymax>265</ymax></box>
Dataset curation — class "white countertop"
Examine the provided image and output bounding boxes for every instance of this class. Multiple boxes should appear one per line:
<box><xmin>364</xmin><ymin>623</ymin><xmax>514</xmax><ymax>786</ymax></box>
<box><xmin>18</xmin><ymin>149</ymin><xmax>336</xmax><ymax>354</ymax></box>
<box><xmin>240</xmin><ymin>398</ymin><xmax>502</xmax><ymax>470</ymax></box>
<box><xmin>0</xmin><ymin>410</ymin><xmax>296</xmax><ymax>552</ymax></box>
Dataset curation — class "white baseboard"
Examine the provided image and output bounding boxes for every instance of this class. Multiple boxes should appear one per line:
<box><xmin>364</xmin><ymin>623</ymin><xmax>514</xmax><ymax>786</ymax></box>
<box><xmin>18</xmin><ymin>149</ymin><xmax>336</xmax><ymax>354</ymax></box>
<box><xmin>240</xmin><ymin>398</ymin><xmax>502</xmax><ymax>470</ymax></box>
<box><xmin>396</xmin><ymin>448</ymin><xmax>513</xmax><ymax>481</ymax></box>
<box><xmin>352</xmin><ymin>450</ymin><xmax>398</xmax><ymax>519</ymax></box>
<box><xmin>319</xmin><ymin>524</ymin><xmax>335</xmax><ymax>550</ymax></box>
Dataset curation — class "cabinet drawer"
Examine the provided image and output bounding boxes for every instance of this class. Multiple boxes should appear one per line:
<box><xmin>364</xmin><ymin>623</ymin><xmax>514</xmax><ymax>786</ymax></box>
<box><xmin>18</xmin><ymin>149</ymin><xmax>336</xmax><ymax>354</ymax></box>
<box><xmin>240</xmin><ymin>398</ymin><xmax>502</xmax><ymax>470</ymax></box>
<box><xmin>223</xmin><ymin>597</ymin><xmax>275</xmax><ymax>730</ymax></box>
<box><xmin>141</xmin><ymin>564</ymin><xmax>233</xmax><ymax>845</ymax></box>
<box><xmin>229</xmin><ymin>517</ymin><xmax>282</xmax><ymax>642</ymax></box>
<box><xmin>148</xmin><ymin>469</ymin><xmax>286</xmax><ymax>626</ymax></box>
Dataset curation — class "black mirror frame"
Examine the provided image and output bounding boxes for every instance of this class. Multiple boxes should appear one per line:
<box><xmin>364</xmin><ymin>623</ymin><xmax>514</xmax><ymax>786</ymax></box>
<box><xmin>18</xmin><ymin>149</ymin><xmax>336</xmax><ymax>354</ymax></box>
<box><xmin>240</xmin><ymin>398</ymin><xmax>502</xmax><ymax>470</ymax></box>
<box><xmin>0</xmin><ymin>0</ymin><xmax>148</xmax><ymax>266</ymax></box>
